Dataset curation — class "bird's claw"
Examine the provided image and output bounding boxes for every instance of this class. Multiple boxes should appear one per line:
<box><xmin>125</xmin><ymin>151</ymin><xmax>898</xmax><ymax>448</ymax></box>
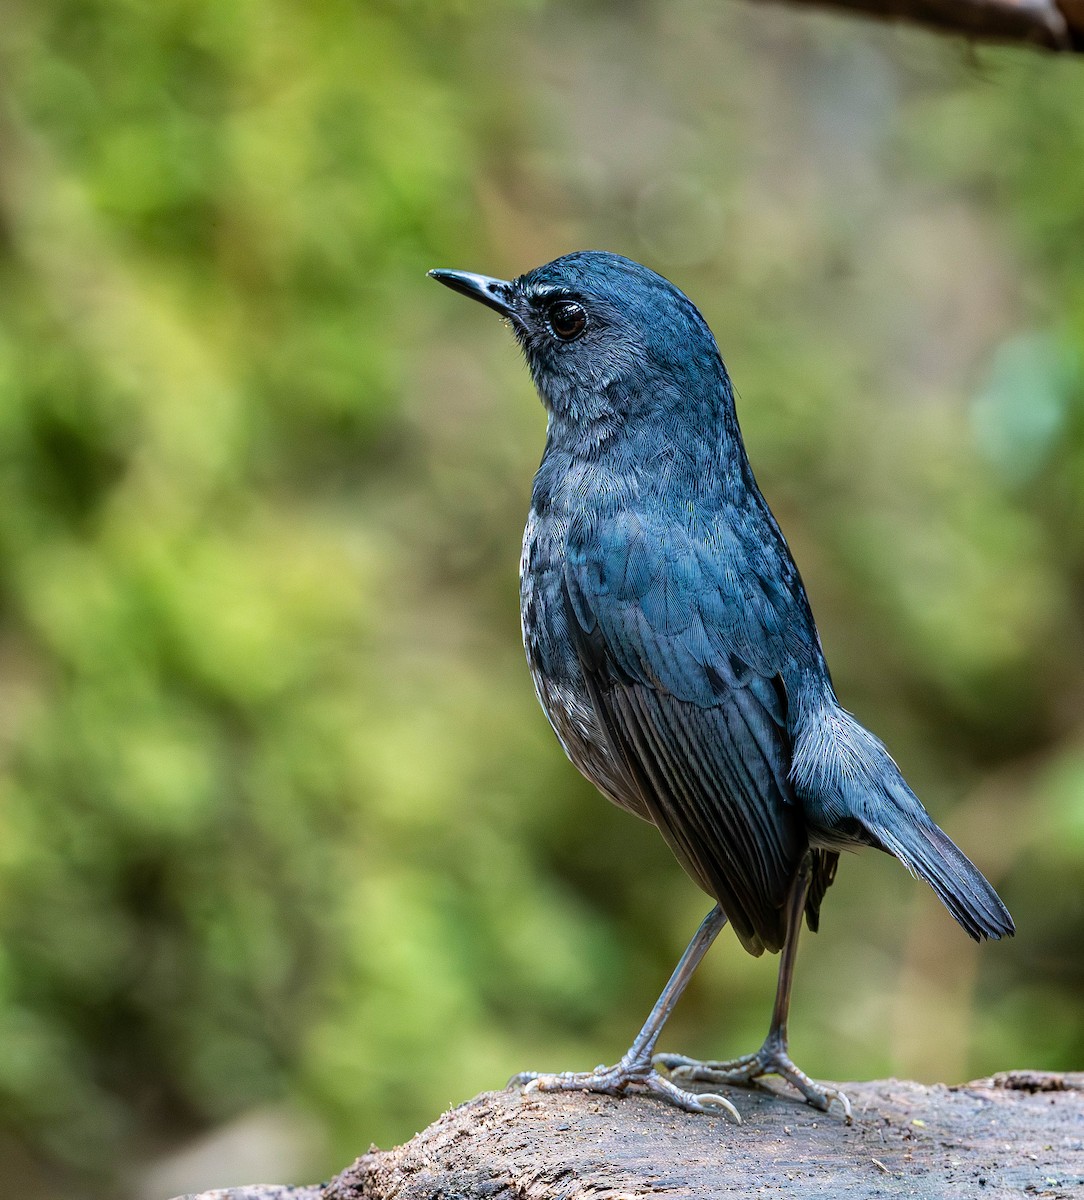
<box><xmin>509</xmin><ymin>1061</ymin><xmax>742</xmax><ymax>1123</ymax></box>
<box><xmin>654</xmin><ymin>1046</ymin><xmax>852</xmax><ymax>1123</ymax></box>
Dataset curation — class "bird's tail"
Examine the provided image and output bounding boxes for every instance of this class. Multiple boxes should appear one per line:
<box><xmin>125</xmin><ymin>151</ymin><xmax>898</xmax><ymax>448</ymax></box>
<box><xmin>870</xmin><ymin>813</ymin><xmax>1014</xmax><ymax>941</ymax></box>
<box><xmin>791</xmin><ymin>702</ymin><xmax>1014</xmax><ymax>942</ymax></box>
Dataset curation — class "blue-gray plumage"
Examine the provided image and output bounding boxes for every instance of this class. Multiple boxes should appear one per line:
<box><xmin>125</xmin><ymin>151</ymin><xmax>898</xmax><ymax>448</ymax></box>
<box><xmin>429</xmin><ymin>252</ymin><xmax>1013</xmax><ymax>1122</ymax></box>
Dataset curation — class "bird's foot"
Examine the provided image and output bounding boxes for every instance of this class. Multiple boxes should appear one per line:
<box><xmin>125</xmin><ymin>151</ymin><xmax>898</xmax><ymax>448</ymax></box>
<box><xmin>509</xmin><ymin>1056</ymin><xmax>741</xmax><ymax>1123</ymax></box>
<box><xmin>654</xmin><ymin>1038</ymin><xmax>852</xmax><ymax>1122</ymax></box>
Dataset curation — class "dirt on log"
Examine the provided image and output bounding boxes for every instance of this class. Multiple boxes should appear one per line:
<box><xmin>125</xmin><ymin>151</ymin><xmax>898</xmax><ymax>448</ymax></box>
<box><xmin>178</xmin><ymin>1071</ymin><xmax>1083</xmax><ymax>1200</ymax></box>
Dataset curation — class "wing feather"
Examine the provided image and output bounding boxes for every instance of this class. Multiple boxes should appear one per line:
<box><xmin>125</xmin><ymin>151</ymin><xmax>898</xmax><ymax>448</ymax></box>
<box><xmin>563</xmin><ymin>513</ymin><xmax>824</xmax><ymax>954</ymax></box>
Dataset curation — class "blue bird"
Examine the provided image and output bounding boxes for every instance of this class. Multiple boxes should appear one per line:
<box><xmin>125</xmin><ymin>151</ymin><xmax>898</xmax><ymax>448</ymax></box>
<box><xmin>429</xmin><ymin>251</ymin><xmax>1014</xmax><ymax>1122</ymax></box>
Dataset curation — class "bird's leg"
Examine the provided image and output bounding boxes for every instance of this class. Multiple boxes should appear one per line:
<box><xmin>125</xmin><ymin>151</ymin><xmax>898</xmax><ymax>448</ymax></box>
<box><xmin>510</xmin><ymin>904</ymin><xmax>741</xmax><ymax>1122</ymax></box>
<box><xmin>655</xmin><ymin>855</ymin><xmax>852</xmax><ymax>1121</ymax></box>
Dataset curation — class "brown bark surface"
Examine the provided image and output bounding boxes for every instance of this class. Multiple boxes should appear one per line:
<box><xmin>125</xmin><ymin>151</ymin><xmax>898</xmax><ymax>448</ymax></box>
<box><xmin>757</xmin><ymin>0</ymin><xmax>1084</xmax><ymax>50</ymax></box>
<box><xmin>178</xmin><ymin>1071</ymin><xmax>1083</xmax><ymax>1200</ymax></box>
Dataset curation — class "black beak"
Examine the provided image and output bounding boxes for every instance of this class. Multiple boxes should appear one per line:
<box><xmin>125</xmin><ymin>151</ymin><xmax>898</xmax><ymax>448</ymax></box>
<box><xmin>428</xmin><ymin>269</ymin><xmax>518</xmax><ymax>319</ymax></box>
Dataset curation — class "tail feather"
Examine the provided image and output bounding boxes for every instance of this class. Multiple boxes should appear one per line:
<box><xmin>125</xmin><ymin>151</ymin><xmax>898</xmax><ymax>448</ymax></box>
<box><xmin>871</xmin><ymin>816</ymin><xmax>1014</xmax><ymax>942</ymax></box>
<box><xmin>792</xmin><ymin>701</ymin><xmax>1014</xmax><ymax>942</ymax></box>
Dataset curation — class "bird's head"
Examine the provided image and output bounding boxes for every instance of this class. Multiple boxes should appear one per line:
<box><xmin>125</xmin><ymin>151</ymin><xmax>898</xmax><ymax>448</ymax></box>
<box><xmin>429</xmin><ymin>251</ymin><xmax>731</xmax><ymax>426</ymax></box>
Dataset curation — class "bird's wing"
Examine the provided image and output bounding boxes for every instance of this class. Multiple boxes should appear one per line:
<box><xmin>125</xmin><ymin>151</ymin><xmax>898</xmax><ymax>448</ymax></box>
<box><xmin>563</xmin><ymin>510</ymin><xmax>811</xmax><ymax>954</ymax></box>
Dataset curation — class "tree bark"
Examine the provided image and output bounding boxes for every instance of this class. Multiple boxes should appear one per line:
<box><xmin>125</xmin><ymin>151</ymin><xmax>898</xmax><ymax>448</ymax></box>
<box><xmin>177</xmin><ymin>1071</ymin><xmax>1083</xmax><ymax>1200</ymax></box>
<box><xmin>755</xmin><ymin>0</ymin><xmax>1084</xmax><ymax>51</ymax></box>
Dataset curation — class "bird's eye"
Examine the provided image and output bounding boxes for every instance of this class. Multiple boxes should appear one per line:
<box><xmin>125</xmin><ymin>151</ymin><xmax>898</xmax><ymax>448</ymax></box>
<box><xmin>547</xmin><ymin>300</ymin><xmax>587</xmax><ymax>342</ymax></box>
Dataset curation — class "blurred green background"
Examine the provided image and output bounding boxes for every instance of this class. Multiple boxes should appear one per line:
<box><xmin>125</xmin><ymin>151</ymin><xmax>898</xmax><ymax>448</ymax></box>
<box><xmin>0</xmin><ymin>1</ymin><xmax>1082</xmax><ymax>1196</ymax></box>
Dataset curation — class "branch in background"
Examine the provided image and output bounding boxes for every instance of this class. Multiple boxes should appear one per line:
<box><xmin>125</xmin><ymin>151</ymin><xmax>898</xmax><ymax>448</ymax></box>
<box><xmin>755</xmin><ymin>0</ymin><xmax>1084</xmax><ymax>51</ymax></box>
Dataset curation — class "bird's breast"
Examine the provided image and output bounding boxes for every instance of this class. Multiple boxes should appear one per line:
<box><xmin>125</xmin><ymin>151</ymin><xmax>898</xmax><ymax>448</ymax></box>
<box><xmin>520</xmin><ymin>503</ymin><xmax>582</xmax><ymax>717</ymax></box>
<box><xmin>520</xmin><ymin>501</ymin><xmax>645</xmax><ymax>818</ymax></box>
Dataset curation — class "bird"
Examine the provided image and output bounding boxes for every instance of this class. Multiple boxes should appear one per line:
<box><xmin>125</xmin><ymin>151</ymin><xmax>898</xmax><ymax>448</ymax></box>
<box><xmin>428</xmin><ymin>251</ymin><xmax>1014</xmax><ymax>1123</ymax></box>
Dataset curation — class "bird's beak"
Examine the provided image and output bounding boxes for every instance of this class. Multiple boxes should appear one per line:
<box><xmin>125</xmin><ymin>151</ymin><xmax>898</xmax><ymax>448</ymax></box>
<box><xmin>428</xmin><ymin>269</ymin><xmax>517</xmax><ymax>319</ymax></box>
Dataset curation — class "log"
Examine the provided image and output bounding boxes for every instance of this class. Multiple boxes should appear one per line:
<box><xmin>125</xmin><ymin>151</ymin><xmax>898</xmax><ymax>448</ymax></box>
<box><xmin>755</xmin><ymin>0</ymin><xmax>1084</xmax><ymax>51</ymax></box>
<box><xmin>177</xmin><ymin>1071</ymin><xmax>1083</xmax><ymax>1200</ymax></box>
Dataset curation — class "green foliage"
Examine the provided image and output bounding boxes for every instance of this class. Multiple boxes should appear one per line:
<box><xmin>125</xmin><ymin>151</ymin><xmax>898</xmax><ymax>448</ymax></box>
<box><xmin>0</xmin><ymin>2</ymin><xmax>1082</xmax><ymax>1196</ymax></box>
